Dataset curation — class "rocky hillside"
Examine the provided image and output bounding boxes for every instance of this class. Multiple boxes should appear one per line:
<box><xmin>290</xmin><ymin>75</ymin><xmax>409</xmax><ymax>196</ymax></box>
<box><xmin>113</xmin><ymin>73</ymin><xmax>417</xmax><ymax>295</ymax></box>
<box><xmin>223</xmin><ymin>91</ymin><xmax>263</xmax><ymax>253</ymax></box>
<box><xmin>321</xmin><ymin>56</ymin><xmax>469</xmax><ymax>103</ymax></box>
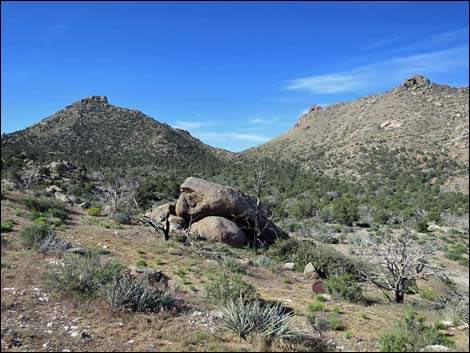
<box><xmin>1</xmin><ymin>96</ymin><xmax>233</xmax><ymax>173</ymax></box>
<box><xmin>244</xmin><ymin>75</ymin><xmax>469</xmax><ymax>192</ymax></box>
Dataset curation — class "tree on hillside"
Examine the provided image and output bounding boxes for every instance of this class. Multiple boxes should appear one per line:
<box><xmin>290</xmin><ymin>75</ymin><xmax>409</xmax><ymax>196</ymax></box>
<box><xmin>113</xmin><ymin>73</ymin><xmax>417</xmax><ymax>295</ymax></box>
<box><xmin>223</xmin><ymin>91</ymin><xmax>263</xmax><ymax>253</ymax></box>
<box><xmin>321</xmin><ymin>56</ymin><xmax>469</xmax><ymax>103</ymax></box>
<box><xmin>355</xmin><ymin>231</ymin><xmax>445</xmax><ymax>303</ymax></box>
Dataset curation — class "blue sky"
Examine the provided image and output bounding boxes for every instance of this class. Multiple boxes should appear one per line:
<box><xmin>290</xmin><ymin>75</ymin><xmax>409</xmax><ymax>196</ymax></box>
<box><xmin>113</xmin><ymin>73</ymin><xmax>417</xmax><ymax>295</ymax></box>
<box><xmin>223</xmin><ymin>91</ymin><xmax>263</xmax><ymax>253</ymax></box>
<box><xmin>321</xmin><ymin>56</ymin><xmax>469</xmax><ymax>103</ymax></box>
<box><xmin>1</xmin><ymin>1</ymin><xmax>469</xmax><ymax>152</ymax></box>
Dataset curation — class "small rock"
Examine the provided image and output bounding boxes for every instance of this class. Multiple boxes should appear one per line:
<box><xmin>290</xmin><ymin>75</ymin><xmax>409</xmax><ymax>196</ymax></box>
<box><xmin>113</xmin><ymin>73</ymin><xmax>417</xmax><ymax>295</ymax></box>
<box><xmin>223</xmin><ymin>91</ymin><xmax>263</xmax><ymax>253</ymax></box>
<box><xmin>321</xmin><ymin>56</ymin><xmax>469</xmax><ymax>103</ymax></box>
<box><xmin>422</xmin><ymin>344</ymin><xmax>449</xmax><ymax>352</ymax></box>
<box><xmin>282</xmin><ymin>262</ymin><xmax>295</xmax><ymax>271</ymax></box>
<box><xmin>70</xmin><ymin>331</ymin><xmax>79</xmax><ymax>338</ymax></box>
<box><xmin>127</xmin><ymin>339</ymin><xmax>135</xmax><ymax>345</ymax></box>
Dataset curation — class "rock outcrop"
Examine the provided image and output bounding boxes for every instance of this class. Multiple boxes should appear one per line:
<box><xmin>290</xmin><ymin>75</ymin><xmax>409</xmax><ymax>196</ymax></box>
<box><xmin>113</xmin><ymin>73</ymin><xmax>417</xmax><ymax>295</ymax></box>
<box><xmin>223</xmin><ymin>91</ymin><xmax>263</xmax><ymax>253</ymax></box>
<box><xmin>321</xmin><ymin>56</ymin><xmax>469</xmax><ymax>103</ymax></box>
<box><xmin>145</xmin><ymin>177</ymin><xmax>288</xmax><ymax>247</ymax></box>
<box><xmin>403</xmin><ymin>75</ymin><xmax>430</xmax><ymax>89</ymax></box>
<box><xmin>176</xmin><ymin>177</ymin><xmax>288</xmax><ymax>245</ymax></box>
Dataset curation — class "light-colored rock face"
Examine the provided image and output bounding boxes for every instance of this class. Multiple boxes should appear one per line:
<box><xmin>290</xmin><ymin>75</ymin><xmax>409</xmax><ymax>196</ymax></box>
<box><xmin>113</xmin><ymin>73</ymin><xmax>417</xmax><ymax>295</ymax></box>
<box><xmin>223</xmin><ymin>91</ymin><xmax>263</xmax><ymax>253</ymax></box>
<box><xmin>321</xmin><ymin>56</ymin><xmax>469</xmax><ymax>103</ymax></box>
<box><xmin>176</xmin><ymin>177</ymin><xmax>254</xmax><ymax>222</ymax></box>
<box><xmin>190</xmin><ymin>216</ymin><xmax>246</xmax><ymax>247</ymax></box>
<box><xmin>145</xmin><ymin>202</ymin><xmax>176</xmax><ymax>222</ymax></box>
<box><xmin>176</xmin><ymin>177</ymin><xmax>287</xmax><ymax>244</ymax></box>
<box><xmin>46</xmin><ymin>185</ymin><xmax>63</xmax><ymax>193</ymax></box>
<box><xmin>380</xmin><ymin>120</ymin><xmax>403</xmax><ymax>130</ymax></box>
<box><xmin>53</xmin><ymin>191</ymin><xmax>70</xmax><ymax>203</ymax></box>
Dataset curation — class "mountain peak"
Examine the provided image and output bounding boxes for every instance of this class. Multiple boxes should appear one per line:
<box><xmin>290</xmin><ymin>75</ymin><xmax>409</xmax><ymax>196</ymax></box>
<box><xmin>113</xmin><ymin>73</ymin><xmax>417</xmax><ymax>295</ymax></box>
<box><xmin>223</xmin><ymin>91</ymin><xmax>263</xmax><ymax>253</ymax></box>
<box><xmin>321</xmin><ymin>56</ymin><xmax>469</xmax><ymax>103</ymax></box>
<box><xmin>402</xmin><ymin>75</ymin><xmax>431</xmax><ymax>89</ymax></box>
<box><xmin>70</xmin><ymin>96</ymin><xmax>109</xmax><ymax>107</ymax></box>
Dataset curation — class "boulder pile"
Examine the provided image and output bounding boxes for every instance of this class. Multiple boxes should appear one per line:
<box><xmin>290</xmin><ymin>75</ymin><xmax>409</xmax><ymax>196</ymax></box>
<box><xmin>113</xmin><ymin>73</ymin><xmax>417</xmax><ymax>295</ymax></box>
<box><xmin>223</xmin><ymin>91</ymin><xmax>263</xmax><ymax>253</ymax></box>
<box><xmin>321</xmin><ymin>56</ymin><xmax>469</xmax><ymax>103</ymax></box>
<box><xmin>145</xmin><ymin>177</ymin><xmax>288</xmax><ymax>247</ymax></box>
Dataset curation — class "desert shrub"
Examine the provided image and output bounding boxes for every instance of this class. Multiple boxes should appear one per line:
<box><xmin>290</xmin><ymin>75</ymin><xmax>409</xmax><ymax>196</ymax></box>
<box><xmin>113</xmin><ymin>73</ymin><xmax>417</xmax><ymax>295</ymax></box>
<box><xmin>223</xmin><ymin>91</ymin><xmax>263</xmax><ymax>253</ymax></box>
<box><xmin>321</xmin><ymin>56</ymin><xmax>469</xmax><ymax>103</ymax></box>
<box><xmin>44</xmin><ymin>253</ymin><xmax>124</xmax><ymax>298</ymax></box>
<box><xmin>20</xmin><ymin>224</ymin><xmax>53</xmax><ymax>249</ymax></box>
<box><xmin>1</xmin><ymin>219</ymin><xmax>14</xmax><ymax>232</ymax></box>
<box><xmin>23</xmin><ymin>196</ymin><xmax>68</xmax><ymax>222</ymax></box>
<box><xmin>316</xmin><ymin>295</ymin><xmax>327</xmax><ymax>302</ymax></box>
<box><xmin>86</xmin><ymin>207</ymin><xmax>102</xmax><ymax>216</ymax></box>
<box><xmin>379</xmin><ymin>312</ymin><xmax>455</xmax><ymax>352</ymax></box>
<box><xmin>39</xmin><ymin>235</ymin><xmax>71</xmax><ymax>253</ymax></box>
<box><xmin>204</xmin><ymin>272</ymin><xmax>258</xmax><ymax>304</ymax></box>
<box><xmin>223</xmin><ymin>257</ymin><xmax>246</xmax><ymax>274</ymax></box>
<box><xmin>219</xmin><ymin>299</ymin><xmax>298</xmax><ymax>340</ymax></box>
<box><xmin>442</xmin><ymin>295</ymin><xmax>469</xmax><ymax>325</ymax></box>
<box><xmin>326</xmin><ymin>274</ymin><xmax>363</xmax><ymax>302</ymax></box>
<box><xmin>445</xmin><ymin>244</ymin><xmax>468</xmax><ymax>262</ymax></box>
<box><xmin>267</xmin><ymin>239</ymin><xmax>360</xmax><ymax>278</ymax></box>
<box><xmin>111</xmin><ymin>212</ymin><xmax>132</xmax><ymax>224</ymax></box>
<box><xmin>307</xmin><ymin>313</ymin><xmax>331</xmax><ymax>332</ymax></box>
<box><xmin>105</xmin><ymin>276</ymin><xmax>175</xmax><ymax>312</ymax></box>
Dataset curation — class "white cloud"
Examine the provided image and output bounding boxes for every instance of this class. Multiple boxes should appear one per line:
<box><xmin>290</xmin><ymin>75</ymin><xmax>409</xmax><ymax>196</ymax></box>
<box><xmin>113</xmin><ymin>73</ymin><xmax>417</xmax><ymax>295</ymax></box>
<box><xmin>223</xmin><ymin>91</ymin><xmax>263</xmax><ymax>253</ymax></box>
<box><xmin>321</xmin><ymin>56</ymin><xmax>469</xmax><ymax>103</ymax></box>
<box><xmin>196</xmin><ymin>132</ymin><xmax>271</xmax><ymax>142</ymax></box>
<box><xmin>285</xmin><ymin>46</ymin><xmax>469</xmax><ymax>94</ymax></box>
<box><xmin>248</xmin><ymin>117</ymin><xmax>279</xmax><ymax>125</ymax></box>
<box><xmin>173</xmin><ymin>121</ymin><xmax>206</xmax><ymax>129</ymax></box>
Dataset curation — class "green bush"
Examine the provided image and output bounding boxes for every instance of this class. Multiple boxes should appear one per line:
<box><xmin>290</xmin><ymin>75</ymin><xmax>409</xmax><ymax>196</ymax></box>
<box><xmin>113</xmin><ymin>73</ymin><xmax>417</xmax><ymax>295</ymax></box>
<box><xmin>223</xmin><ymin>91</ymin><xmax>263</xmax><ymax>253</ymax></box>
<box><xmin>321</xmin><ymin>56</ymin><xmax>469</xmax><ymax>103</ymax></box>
<box><xmin>379</xmin><ymin>312</ymin><xmax>455</xmax><ymax>352</ymax></box>
<box><xmin>135</xmin><ymin>259</ymin><xmax>148</xmax><ymax>267</ymax></box>
<box><xmin>219</xmin><ymin>299</ymin><xmax>298</xmax><ymax>340</ymax></box>
<box><xmin>307</xmin><ymin>303</ymin><xmax>325</xmax><ymax>312</ymax></box>
<box><xmin>86</xmin><ymin>207</ymin><xmax>102</xmax><ymax>216</ymax></box>
<box><xmin>326</xmin><ymin>274</ymin><xmax>363</xmax><ymax>302</ymax></box>
<box><xmin>204</xmin><ymin>272</ymin><xmax>258</xmax><ymax>304</ymax></box>
<box><xmin>1</xmin><ymin>219</ymin><xmax>14</xmax><ymax>232</ymax></box>
<box><xmin>34</xmin><ymin>216</ymin><xmax>48</xmax><ymax>225</ymax></box>
<box><xmin>23</xmin><ymin>197</ymin><xmax>68</xmax><ymax>221</ymax></box>
<box><xmin>21</xmin><ymin>224</ymin><xmax>53</xmax><ymax>249</ymax></box>
<box><xmin>44</xmin><ymin>253</ymin><xmax>124</xmax><ymax>298</ymax></box>
<box><xmin>105</xmin><ymin>276</ymin><xmax>175</xmax><ymax>312</ymax></box>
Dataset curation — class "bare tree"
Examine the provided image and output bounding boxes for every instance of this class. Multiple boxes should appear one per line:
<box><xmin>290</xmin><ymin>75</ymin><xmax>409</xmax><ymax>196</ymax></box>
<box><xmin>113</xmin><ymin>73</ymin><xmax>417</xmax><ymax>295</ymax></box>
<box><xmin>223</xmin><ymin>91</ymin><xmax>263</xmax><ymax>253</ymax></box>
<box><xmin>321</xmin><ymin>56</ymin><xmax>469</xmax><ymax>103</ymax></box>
<box><xmin>356</xmin><ymin>231</ymin><xmax>445</xmax><ymax>303</ymax></box>
<box><xmin>102</xmin><ymin>176</ymin><xmax>140</xmax><ymax>214</ymax></box>
<box><xmin>239</xmin><ymin>163</ymin><xmax>278</xmax><ymax>253</ymax></box>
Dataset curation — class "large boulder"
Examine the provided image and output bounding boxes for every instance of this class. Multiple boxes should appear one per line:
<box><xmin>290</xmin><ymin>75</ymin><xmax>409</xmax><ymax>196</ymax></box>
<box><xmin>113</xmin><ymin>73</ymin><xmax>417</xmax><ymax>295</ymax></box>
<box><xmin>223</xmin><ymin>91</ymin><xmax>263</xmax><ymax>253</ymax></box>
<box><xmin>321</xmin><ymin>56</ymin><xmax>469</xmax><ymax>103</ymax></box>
<box><xmin>190</xmin><ymin>216</ymin><xmax>246</xmax><ymax>247</ymax></box>
<box><xmin>176</xmin><ymin>177</ymin><xmax>287</xmax><ymax>245</ymax></box>
<box><xmin>145</xmin><ymin>202</ymin><xmax>176</xmax><ymax>222</ymax></box>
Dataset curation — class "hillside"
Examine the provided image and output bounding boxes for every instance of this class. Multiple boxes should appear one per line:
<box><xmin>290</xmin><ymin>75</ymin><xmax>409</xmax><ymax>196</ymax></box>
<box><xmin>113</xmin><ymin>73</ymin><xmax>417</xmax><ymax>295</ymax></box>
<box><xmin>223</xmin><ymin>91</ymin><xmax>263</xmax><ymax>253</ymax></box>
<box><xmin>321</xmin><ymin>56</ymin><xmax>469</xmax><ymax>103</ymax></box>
<box><xmin>244</xmin><ymin>76</ymin><xmax>469</xmax><ymax>193</ymax></box>
<box><xmin>1</xmin><ymin>96</ymin><xmax>233</xmax><ymax>173</ymax></box>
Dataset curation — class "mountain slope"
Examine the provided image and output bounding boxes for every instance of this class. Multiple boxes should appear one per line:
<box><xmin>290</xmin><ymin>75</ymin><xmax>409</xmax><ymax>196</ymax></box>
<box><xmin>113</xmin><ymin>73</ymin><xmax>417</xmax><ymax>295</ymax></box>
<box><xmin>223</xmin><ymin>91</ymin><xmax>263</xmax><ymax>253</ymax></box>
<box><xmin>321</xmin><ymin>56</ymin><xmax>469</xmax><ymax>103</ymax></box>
<box><xmin>244</xmin><ymin>75</ymin><xmax>469</xmax><ymax>192</ymax></box>
<box><xmin>1</xmin><ymin>96</ymin><xmax>232</xmax><ymax>172</ymax></box>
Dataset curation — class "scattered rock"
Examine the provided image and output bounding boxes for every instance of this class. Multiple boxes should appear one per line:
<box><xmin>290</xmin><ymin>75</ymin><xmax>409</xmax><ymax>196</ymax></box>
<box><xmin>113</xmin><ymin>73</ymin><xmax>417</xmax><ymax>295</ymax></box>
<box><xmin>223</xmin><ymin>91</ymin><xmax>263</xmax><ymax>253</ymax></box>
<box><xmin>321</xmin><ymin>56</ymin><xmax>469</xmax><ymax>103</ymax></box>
<box><xmin>380</xmin><ymin>119</ymin><xmax>403</xmax><ymax>130</ymax></box>
<box><xmin>303</xmin><ymin>262</ymin><xmax>317</xmax><ymax>277</ymax></box>
<box><xmin>46</xmin><ymin>185</ymin><xmax>63</xmax><ymax>193</ymax></box>
<box><xmin>282</xmin><ymin>262</ymin><xmax>295</xmax><ymax>271</ymax></box>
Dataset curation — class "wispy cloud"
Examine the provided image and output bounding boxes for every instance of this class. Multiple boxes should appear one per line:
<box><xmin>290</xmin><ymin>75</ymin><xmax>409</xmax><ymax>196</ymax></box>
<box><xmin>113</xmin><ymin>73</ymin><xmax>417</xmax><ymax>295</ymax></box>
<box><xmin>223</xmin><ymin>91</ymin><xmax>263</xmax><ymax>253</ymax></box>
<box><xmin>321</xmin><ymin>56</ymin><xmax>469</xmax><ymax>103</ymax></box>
<box><xmin>196</xmin><ymin>132</ymin><xmax>271</xmax><ymax>143</ymax></box>
<box><xmin>248</xmin><ymin>117</ymin><xmax>278</xmax><ymax>125</ymax></box>
<box><xmin>429</xmin><ymin>27</ymin><xmax>469</xmax><ymax>44</ymax></box>
<box><xmin>173</xmin><ymin>121</ymin><xmax>206</xmax><ymax>129</ymax></box>
<box><xmin>285</xmin><ymin>46</ymin><xmax>468</xmax><ymax>94</ymax></box>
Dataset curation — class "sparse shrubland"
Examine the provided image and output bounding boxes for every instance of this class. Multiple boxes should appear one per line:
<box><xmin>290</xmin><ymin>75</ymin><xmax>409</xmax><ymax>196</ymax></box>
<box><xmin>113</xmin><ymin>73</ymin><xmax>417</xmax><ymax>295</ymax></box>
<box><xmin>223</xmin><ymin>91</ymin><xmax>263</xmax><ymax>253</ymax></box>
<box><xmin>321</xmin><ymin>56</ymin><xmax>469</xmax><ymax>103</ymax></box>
<box><xmin>44</xmin><ymin>253</ymin><xmax>124</xmax><ymax>298</ymax></box>
<box><xmin>203</xmin><ymin>272</ymin><xmax>258</xmax><ymax>304</ymax></box>
<box><xmin>379</xmin><ymin>312</ymin><xmax>455</xmax><ymax>352</ymax></box>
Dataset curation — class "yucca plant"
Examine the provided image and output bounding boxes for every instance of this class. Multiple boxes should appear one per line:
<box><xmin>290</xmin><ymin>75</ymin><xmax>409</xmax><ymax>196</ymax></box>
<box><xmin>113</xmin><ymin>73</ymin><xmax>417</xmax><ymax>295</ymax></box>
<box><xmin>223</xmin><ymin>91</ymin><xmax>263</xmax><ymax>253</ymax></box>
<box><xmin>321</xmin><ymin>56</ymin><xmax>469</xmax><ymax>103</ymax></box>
<box><xmin>219</xmin><ymin>299</ymin><xmax>299</xmax><ymax>340</ymax></box>
<box><xmin>105</xmin><ymin>276</ymin><xmax>175</xmax><ymax>312</ymax></box>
